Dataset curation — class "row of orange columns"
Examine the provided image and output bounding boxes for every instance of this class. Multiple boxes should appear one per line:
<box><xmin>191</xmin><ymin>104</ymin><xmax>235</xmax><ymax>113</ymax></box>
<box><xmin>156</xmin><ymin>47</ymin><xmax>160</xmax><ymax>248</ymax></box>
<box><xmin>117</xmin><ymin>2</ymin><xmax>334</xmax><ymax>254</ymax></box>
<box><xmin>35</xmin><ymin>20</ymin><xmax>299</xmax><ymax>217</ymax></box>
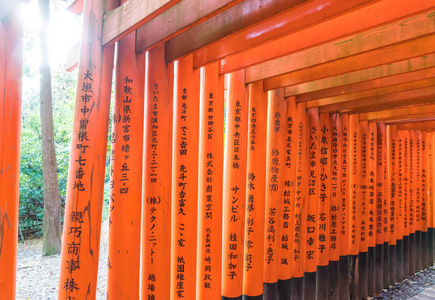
<box><xmin>3</xmin><ymin>9</ymin><xmax>435</xmax><ymax>298</ymax></box>
<box><xmin>3</xmin><ymin>1</ymin><xmax>435</xmax><ymax>299</ymax></box>
<box><xmin>58</xmin><ymin>30</ymin><xmax>435</xmax><ymax>298</ymax></box>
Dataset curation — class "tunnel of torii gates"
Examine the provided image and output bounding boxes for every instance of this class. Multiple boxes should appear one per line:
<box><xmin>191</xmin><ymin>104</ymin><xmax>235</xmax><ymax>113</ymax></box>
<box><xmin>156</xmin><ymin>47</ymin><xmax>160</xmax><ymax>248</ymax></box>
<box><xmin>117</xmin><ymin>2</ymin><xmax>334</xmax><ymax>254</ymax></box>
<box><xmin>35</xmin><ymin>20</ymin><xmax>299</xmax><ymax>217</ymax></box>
<box><xmin>2</xmin><ymin>0</ymin><xmax>435</xmax><ymax>300</ymax></box>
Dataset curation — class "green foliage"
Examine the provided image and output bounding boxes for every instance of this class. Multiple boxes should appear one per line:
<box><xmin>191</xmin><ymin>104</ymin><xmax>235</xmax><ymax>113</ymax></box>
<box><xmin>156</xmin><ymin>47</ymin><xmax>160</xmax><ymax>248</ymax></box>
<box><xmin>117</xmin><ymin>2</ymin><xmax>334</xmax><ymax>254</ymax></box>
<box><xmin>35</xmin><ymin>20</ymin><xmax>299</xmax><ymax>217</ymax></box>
<box><xmin>19</xmin><ymin>68</ymin><xmax>77</xmax><ymax>236</ymax></box>
<box><xmin>19</xmin><ymin>0</ymin><xmax>113</xmax><ymax>238</ymax></box>
<box><xmin>19</xmin><ymin>66</ymin><xmax>114</xmax><ymax>237</ymax></box>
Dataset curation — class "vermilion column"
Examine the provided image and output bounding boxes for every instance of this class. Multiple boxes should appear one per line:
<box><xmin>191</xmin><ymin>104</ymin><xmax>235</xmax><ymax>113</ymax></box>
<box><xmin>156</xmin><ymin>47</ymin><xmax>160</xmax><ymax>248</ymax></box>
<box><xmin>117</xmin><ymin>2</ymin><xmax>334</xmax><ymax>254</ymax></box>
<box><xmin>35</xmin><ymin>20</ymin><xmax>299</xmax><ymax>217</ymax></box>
<box><xmin>106</xmin><ymin>25</ymin><xmax>145</xmax><ymax>299</ymax></box>
<box><xmin>278</xmin><ymin>96</ymin><xmax>297</xmax><ymax>297</ymax></box>
<box><xmin>291</xmin><ymin>102</ymin><xmax>308</xmax><ymax>300</ymax></box>
<box><xmin>338</xmin><ymin>114</ymin><xmax>350</xmax><ymax>300</ymax></box>
<box><xmin>0</xmin><ymin>9</ymin><xmax>23</xmax><ymax>299</ymax></box>
<box><xmin>243</xmin><ymin>82</ymin><xmax>267</xmax><ymax>298</ymax></box>
<box><xmin>367</xmin><ymin>122</ymin><xmax>377</xmax><ymax>295</ymax></box>
<box><xmin>387</xmin><ymin>125</ymin><xmax>398</xmax><ymax>283</ymax></box>
<box><xmin>409</xmin><ymin>130</ymin><xmax>416</xmax><ymax>275</ymax></box>
<box><xmin>416</xmin><ymin>132</ymin><xmax>423</xmax><ymax>233</ymax></box>
<box><xmin>58</xmin><ymin>0</ymin><xmax>115</xmax><ymax>297</ymax></box>
<box><xmin>423</xmin><ymin>131</ymin><xmax>433</xmax><ymax>267</ymax></box>
<box><xmin>196</xmin><ymin>62</ymin><xmax>224</xmax><ymax>299</ymax></box>
<box><xmin>410</xmin><ymin>131</ymin><xmax>416</xmax><ymax>236</ymax></box>
<box><xmin>304</xmin><ymin>107</ymin><xmax>320</xmax><ymax>299</ymax></box>
<box><xmin>360</xmin><ymin>121</ymin><xmax>369</xmax><ymax>253</ymax></box>
<box><xmin>415</xmin><ymin>131</ymin><xmax>422</xmax><ymax>272</ymax></box>
<box><xmin>221</xmin><ymin>70</ymin><xmax>248</xmax><ymax>299</ymax></box>
<box><xmin>396</xmin><ymin>130</ymin><xmax>404</xmax><ymax>281</ymax></box>
<box><xmin>349</xmin><ymin>114</ymin><xmax>360</xmax><ymax>299</ymax></box>
<box><xmin>430</xmin><ymin>133</ymin><xmax>435</xmax><ymax>265</ymax></box>
<box><xmin>421</xmin><ymin>131</ymin><xmax>429</xmax><ymax>269</ymax></box>
<box><xmin>329</xmin><ymin>114</ymin><xmax>341</xmax><ymax>300</ymax></box>
<box><xmin>376</xmin><ymin>123</ymin><xmax>389</xmax><ymax>290</ymax></box>
<box><xmin>317</xmin><ymin>113</ymin><xmax>331</xmax><ymax>299</ymax></box>
<box><xmin>141</xmin><ymin>44</ymin><xmax>173</xmax><ymax>300</ymax></box>
<box><xmin>171</xmin><ymin>54</ymin><xmax>200</xmax><ymax>300</ymax></box>
<box><xmin>264</xmin><ymin>89</ymin><xmax>285</xmax><ymax>299</ymax></box>
<box><xmin>358</xmin><ymin>120</ymin><xmax>369</xmax><ymax>299</ymax></box>
<box><xmin>403</xmin><ymin>130</ymin><xmax>410</xmax><ymax>277</ymax></box>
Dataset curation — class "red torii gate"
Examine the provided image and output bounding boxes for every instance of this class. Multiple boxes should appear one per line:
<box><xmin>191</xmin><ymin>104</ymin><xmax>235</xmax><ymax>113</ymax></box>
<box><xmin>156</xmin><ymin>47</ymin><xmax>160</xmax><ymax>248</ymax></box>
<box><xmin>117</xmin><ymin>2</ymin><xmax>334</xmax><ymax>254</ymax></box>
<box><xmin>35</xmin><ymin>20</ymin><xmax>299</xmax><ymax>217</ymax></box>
<box><xmin>59</xmin><ymin>1</ymin><xmax>435</xmax><ymax>298</ymax></box>
<box><xmin>1</xmin><ymin>0</ymin><xmax>435</xmax><ymax>299</ymax></box>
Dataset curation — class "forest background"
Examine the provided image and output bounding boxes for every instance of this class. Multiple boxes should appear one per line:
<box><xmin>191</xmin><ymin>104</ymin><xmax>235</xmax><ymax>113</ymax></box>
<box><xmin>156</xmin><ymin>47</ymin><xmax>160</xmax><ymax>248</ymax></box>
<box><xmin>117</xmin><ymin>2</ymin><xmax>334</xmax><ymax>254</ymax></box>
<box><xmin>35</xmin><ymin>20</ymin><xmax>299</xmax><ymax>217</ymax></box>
<box><xmin>19</xmin><ymin>0</ymin><xmax>111</xmax><ymax>239</ymax></box>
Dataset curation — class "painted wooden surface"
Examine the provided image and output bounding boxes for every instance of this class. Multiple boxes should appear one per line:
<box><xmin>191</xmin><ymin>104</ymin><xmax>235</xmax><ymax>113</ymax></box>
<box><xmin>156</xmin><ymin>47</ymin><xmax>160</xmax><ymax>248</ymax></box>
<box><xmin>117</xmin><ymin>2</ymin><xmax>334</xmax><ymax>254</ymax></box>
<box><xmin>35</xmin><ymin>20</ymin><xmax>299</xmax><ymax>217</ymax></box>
<box><xmin>57</xmin><ymin>0</ymin><xmax>116</xmax><ymax>297</ymax></box>
<box><xmin>232</xmin><ymin>2</ymin><xmax>435</xmax><ymax>79</ymax></box>
<box><xmin>102</xmin><ymin>0</ymin><xmax>181</xmax><ymax>45</ymax></box>
<box><xmin>189</xmin><ymin>0</ymin><xmax>374</xmax><ymax>67</ymax></box>
<box><xmin>141</xmin><ymin>44</ymin><xmax>173</xmax><ymax>300</ymax></box>
<box><xmin>0</xmin><ymin>7</ymin><xmax>23</xmax><ymax>299</ymax></box>
<box><xmin>35</xmin><ymin>0</ymin><xmax>435</xmax><ymax>298</ymax></box>
<box><xmin>136</xmin><ymin>0</ymin><xmax>244</xmax><ymax>52</ymax></box>
<box><xmin>243</xmin><ymin>81</ymin><xmax>267</xmax><ymax>298</ymax></box>
<box><xmin>106</xmin><ymin>19</ymin><xmax>144</xmax><ymax>298</ymax></box>
<box><xmin>221</xmin><ymin>69</ymin><xmax>248</xmax><ymax>299</ymax></box>
<box><xmin>284</xmin><ymin>55</ymin><xmax>435</xmax><ymax>97</ymax></box>
<box><xmin>196</xmin><ymin>62</ymin><xmax>224</xmax><ymax>299</ymax></box>
<box><xmin>170</xmin><ymin>54</ymin><xmax>200</xmax><ymax>299</ymax></box>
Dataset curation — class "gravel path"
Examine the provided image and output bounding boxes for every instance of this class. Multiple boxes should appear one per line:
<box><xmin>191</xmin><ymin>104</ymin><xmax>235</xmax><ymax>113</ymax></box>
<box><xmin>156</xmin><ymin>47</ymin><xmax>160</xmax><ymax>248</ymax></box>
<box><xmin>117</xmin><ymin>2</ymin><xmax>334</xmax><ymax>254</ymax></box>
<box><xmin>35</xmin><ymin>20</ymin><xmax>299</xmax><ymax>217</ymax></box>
<box><xmin>374</xmin><ymin>267</ymin><xmax>435</xmax><ymax>299</ymax></box>
<box><xmin>15</xmin><ymin>223</ymin><xmax>435</xmax><ymax>299</ymax></box>
<box><xmin>16</xmin><ymin>221</ymin><xmax>109</xmax><ymax>300</ymax></box>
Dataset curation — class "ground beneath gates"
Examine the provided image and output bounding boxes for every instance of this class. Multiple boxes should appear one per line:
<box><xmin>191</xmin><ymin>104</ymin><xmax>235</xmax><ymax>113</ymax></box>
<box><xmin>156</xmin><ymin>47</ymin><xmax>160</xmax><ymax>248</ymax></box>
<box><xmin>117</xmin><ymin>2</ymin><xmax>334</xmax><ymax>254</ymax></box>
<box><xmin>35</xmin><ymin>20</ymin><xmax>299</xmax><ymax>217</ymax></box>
<box><xmin>16</xmin><ymin>220</ymin><xmax>109</xmax><ymax>300</ymax></box>
<box><xmin>374</xmin><ymin>267</ymin><xmax>435</xmax><ymax>299</ymax></box>
<box><xmin>15</xmin><ymin>220</ymin><xmax>435</xmax><ymax>299</ymax></box>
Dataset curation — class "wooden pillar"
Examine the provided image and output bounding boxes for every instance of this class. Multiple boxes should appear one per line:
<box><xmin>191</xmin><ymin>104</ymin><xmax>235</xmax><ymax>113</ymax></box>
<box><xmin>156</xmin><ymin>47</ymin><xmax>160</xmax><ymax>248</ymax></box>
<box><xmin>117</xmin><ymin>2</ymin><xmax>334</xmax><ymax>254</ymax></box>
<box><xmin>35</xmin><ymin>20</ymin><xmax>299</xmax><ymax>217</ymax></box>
<box><xmin>409</xmin><ymin>130</ymin><xmax>416</xmax><ymax>275</ymax></box>
<box><xmin>403</xmin><ymin>130</ymin><xmax>410</xmax><ymax>277</ymax></box>
<box><xmin>396</xmin><ymin>130</ymin><xmax>404</xmax><ymax>282</ymax></box>
<box><xmin>277</xmin><ymin>96</ymin><xmax>297</xmax><ymax>298</ymax></box>
<box><xmin>242</xmin><ymin>82</ymin><xmax>267</xmax><ymax>299</ymax></box>
<box><xmin>421</xmin><ymin>131</ymin><xmax>429</xmax><ymax>269</ymax></box>
<box><xmin>429</xmin><ymin>132</ymin><xmax>435</xmax><ymax>264</ymax></box>
<box><xmin>291</xmin><ymin>102</ymin><xmax>308</xmax><ymax>300</ymax></box>
<box><xmin>339</xmin><ymin>114</ymin><xmax>350</xmax><ymax>300</ymax></box>
<box><xmin>196</xmin><ymin>62</ymin><xmax>224</xmax><ymax>299</ymax></box>
<box><xmin>415</xmin><ymin>131</ymin><xmax>423</xmax><ymax>272</ymax></box>
<box><xmin>264</xmin><ymin>89</ymin><xmax>285</xmax><ymax>299</ymax></box>
<box><xmin>349</xmin><ymin>114</ymin><xmax>360</xmax><ymax>299</ymax></box>
<box><xmin>367</xmin><ymin>123</ymin><xmax>377</xmax><ymax>296</ymax></box>
<box><xmin>141</xmin><ymin>44</ymin><xmax>173</xmax><ymax>300</ymax></box>
<box><xmin>376</xmin><ymin>123</ymin><xmax>389</xmax><ymax>290</ymax></box>
<box><xmin>106</xmin><ymin>24</ymin><xmax>144</xmax><ymax>299</ymax></box>
<box><xmin>425</xmin><ymin>132</ymin><xmax>434</xmax><ymax>266</ymax></box>
<box><xmin>58</xmin><ymin>0</ymin><xmax>116</xmax><ymax>297</ymax></box>
<box><xmin>221</xmin><ymin>70</ymin><xmax>247</xmax><ymax>300</ymax></box>
<box><xmin>0</xmin><ymin>7</ymin><xmax>23</xmax><ymax>299</ymax></box>
<box><xmin>171</xmin><ymin>54</ymin><xmax>200</xmax><ymax>299</ymax></box>
<box><xmin>358</xmin><ymin>120</ymin><xmax>369</xmax><ymax>299</ymax></box>
<box><xmin>304</xmin><ymin>107</ymin><xmax>320</xmax><ymax>300</ymax></box>
<box><xmin>329</xmin><ymin>114</ymin><xmax>341</xmax><ymax>300</ymax></box>
<box><xmin>317</xmin><ymin>113</ymin><xmax>331</xmax><ymax>299</ymax></box>
<box><xmin>387</xmin><ymin>125</ymin><xmax>397</xmax><ymax>284</ymax></box>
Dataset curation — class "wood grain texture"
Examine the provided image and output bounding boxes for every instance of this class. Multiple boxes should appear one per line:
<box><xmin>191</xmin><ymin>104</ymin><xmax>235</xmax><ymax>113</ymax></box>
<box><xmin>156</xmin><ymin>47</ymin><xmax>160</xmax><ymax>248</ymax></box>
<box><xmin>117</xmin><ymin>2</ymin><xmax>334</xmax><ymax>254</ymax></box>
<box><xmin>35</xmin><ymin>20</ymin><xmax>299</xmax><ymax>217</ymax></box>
<box><xmin>135</xmin><ymin>0</ymin><xmax>244</xmax><ymax>52</ymax></box>
<box><xmin>284</xmin><ymin>55</ymin><xmax>435</xmax><ymax>97</ymax></box>
<box><xmin>102</xmin><ymin>0</ymin><xmax>181</xmax><ymax>45</ymax></box>
<box><xmin>246</xmin><ymin>8</ymin><xmax>435</xmax><ymax>83</ymax></box>
<box><xmin>166</xmin><ymin>0</ymin><xmax>307</xmax><ymax>62</ymax></box>
<box><xmin>263</xmin><ymin>34</ymin><xmax>435</xmax><ymax>91</ymax></box>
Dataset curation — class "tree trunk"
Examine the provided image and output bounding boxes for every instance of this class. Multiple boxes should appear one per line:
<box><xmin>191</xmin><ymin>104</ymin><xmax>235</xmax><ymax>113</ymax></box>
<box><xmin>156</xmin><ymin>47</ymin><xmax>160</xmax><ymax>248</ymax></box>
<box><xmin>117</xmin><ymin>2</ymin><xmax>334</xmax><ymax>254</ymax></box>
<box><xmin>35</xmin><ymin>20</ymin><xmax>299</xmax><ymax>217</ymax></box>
<box><xmin>39</xmin><ymin>0</ymin><xmax>61</xmax><ymax>255</ymax></box>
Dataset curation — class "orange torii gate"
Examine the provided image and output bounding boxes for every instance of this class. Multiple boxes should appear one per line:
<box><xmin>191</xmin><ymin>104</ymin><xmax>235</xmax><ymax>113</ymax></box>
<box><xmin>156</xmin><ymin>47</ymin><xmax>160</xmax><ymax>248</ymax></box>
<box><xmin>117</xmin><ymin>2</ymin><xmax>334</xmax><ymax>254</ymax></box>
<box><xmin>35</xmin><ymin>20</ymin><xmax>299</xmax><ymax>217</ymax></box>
<box><xmin>1</xmin><ymin>0</ymin><xmax>435</xmax><ymax>299</ymax></box>
<box><xmin>59</xmin><ymin>0</ymin><xmax>435</xmax><ymax>298</ymax></box>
